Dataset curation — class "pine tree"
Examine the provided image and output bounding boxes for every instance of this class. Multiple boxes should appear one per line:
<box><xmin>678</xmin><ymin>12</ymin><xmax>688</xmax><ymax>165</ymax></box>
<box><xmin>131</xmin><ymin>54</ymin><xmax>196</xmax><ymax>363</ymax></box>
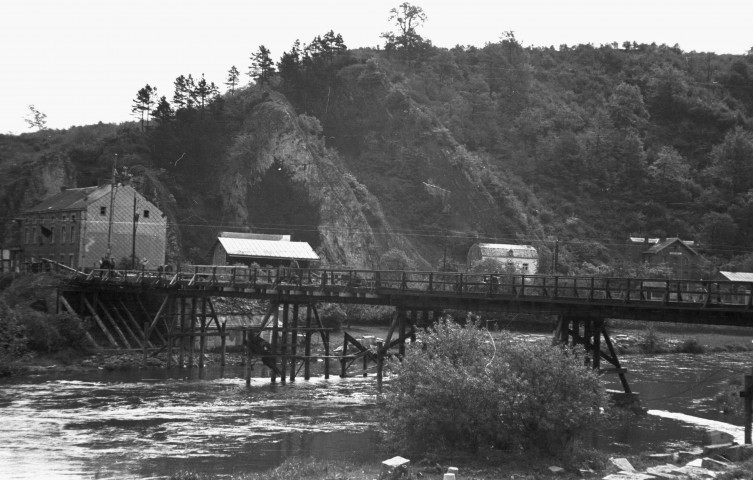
<box><xmin>249</xmin><ymin>45</ymin><xmax>276</xmax><ymax>84</ymax></box>
<box><xmin>131</xmin><ymin>84</ymin><xmax>156</xmax><ymax>131</ymax></box>
<box><xmin>151</xmin><ymin>96</ymin><xmax>174</xmax><ymax>125</ymax></box>
<box><xmin>225</xmin><ymin>65</ymin><xmax>240</xmax><ymax>95</ymax></box>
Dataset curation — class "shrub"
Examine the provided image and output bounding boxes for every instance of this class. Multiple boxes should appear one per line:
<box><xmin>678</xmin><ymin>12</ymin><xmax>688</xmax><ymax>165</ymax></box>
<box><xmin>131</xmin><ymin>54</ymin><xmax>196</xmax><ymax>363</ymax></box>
<box><xmin>22</xmin><ymin>310</ymin><xmax>91</xmax><ymax>354</ymax></box>
<box><xmin>0</xmin><ymin>301</ymin><xmax>27</xmax><ymax>375</ymax></box>
<box><xmin>381</xmin><ymin>320</ymin><xmax>607</xmax><ymax>456</ymax></box>
<box><xmin>637</xmin><ymin>325</ymin><xmax>666</xmax><ymax>353</ymax></box>
<box><xmin>674</xmin><ymin>338</ymin><xmax>705</xmax><ymax>354</ymax></box>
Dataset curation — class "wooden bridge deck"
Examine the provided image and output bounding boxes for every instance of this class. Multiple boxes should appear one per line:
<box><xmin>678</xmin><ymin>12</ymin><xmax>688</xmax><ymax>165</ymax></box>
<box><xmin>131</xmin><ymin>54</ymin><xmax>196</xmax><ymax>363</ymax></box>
<box><xmin>64</xmin><ymin>265</ymin><xmax>753</xmax><ymax>326</ymax></box>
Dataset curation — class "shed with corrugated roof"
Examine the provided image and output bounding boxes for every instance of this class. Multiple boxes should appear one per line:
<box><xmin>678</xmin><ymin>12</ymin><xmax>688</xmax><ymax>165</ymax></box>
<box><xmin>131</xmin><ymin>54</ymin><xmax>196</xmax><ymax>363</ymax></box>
<box><xmin>210</xmin><ymin>232</ymin><xmax>319</xmax><ymax>267</ymax></box>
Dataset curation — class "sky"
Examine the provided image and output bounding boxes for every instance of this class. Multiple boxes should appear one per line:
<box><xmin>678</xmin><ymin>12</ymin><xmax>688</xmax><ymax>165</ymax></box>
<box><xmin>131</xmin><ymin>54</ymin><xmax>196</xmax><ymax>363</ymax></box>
<box><xmin>1</xmin><ymin>0</ymin><xmax>751</xmax><ymax>135</ymax></box>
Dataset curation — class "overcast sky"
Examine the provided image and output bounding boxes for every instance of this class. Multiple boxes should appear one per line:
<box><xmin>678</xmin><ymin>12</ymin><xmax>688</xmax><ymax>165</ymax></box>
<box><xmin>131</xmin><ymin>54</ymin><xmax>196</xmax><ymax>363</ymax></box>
<box><xmin>1</xmin><ymin>0</ymin><xmax>751</xmax><ymax>135</ymax></box>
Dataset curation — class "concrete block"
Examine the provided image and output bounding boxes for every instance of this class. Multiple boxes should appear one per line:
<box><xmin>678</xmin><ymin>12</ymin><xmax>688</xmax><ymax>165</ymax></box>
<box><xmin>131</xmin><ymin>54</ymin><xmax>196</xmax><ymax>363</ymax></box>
<box><xmin>702</xmin><ymin>442</ymin><xmax>736</xmax><ymax>456</ymax></box>
<box><xmin>700</xmin><ymin>457</ymin><xmax>731</xmax><ymax>471</ymax></box>
<box><xmin>702</xmin><ymin>430</ymin><xmax>735</xmax><ymax>446</ymax></box>
<box><xmin>721</xmin><ymin>444</ymin><xmax>753</xmax><ymax>462</ymax></box>
<box><xmin>379</xmin><ymin>456</ymin><xmax>410</xmax><ymax>480</ymax></box>
<box><xmin>602</xmin><ymin>474</ymin><xmax>656</xmax><ymax>480</ymax></box>
<box><xmin>645</xmin><ymin>464</ymin><xmax>682</xmax><ymax>479</ymax></box>
<box><xmin>673</xmin><ymin>449</ymin><xmax>702</xmax><ymax>463</ymax></box>
<box><xmin>609</xmin><ymin>457</ymin><xmax>636</xmax><ymax>473</ymax></box>
<box><xmin>443</xmin><ymin>474</ymin><xmax>456</xmax><ymax>480</ymax></box>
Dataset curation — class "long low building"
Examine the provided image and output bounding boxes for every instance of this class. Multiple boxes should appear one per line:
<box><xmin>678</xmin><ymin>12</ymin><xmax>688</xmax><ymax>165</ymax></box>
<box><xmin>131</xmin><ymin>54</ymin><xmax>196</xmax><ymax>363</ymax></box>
<box><xmin>211</xmin><ymin>232</ymin><xmax>319</xmax><ymax>268</ymax></box>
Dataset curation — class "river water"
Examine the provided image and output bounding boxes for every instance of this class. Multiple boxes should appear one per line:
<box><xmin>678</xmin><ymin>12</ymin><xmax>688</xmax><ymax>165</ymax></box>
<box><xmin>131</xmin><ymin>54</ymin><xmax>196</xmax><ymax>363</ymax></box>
<box><xmin>1</xmin><ymin>350</ymin><xmax>753</xmax><ymax>479</ymax></box>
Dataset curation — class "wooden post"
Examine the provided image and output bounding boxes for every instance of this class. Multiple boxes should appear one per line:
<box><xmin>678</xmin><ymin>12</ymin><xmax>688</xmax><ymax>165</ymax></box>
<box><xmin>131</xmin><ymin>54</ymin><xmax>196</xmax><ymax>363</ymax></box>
<box><xmin>245</xmin><ymin>329</ymin><xmax>252</xmax><ymax>387</ymax></box>
<box><xmin>583</xmin><ymin>318</ymin><xmax>592</xmax><ymax>367</ymax></box>
<box><xmin>199</xmin><ymin>296</ymin><xmax>207</xmax><ymax>369</ymax></box>
<box><xmin>220</xmin><ymin>320</ymin><xmax>227</xmax><ymax>367</ymax></box>
<box><xmin>376</xmin><ymin>341</ymin><xmax>384</xmax><ymax>393</ymax></box>
<box><xmin>341</xmin><ymin>334</ymin><xmax>348</xmax><ymax>378</ymax></box>
<box><xmin>304</xmin><ymin>305</ymin><xmax>312</xmax><ymax>380</ymax></box>
<box><xmin>290</xmin><ymin>303</ymin><xmax>299</xmax><ymax>383</ymax></box>
<box><xmin>324</xmin><ymin>331</ymin><xmax>330</xmax><ymax>379</ymax></box>
<box><xmin>280</xmin><ymin>302</ymin><xmax>289</xmax><ymax>385</ymax></box>
<box><xmin>271</xmin><ymin>305</ymin><xmax>280</xmax><ymax>384</ymax></box>
<box><xmin>398</xmin><ymin>307</ymin><xmax>406</xmax><ymax>357</ymax></box>
<box><xmin>188</xmin><ymin>297</ymin><xmax>196</xmax><ymax>368</ymax></box>
<box><xmin>241</xmin><ymin>329</ymin><xmax>247</xmax><ymax>366</ymax></box>
<box><xmin>742</xmin><ymin>371</ymin><xmax>753</xmax><ymax>444</ymax></box>
<box><xmin>143</xmin><ymin>321</ymin><xmax>148</xmax><ymax>366</ymax></box>
<box><xmin>178</xmin><ymin>297</ymin><xmax>186</xmax><ymax>368</ymax></box>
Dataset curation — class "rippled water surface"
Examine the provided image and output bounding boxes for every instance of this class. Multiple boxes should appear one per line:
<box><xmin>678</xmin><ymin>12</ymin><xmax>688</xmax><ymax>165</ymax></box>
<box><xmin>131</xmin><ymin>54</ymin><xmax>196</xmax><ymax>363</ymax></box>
<box><xmin>0</xmin><ymin>367</ymin><xmax>380</xmax><ymax>479</ymax></box>
<box><xmin>2</xmin><ymin>349</ymin><xmax>753</xmax><ymax>479</ymax></box>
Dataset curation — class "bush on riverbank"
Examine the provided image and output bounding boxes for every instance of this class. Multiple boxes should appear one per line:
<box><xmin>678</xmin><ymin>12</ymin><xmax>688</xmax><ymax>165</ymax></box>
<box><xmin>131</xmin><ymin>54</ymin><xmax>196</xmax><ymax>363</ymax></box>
<box><xmin>381</xmin><ymin>319</ymin><xmax>607</xmax><ymax>456</ymax></box>
<box><xmin>0</xmin><ymin>300</ymin><xmax>27</xmax><ymax>375</ymax></box>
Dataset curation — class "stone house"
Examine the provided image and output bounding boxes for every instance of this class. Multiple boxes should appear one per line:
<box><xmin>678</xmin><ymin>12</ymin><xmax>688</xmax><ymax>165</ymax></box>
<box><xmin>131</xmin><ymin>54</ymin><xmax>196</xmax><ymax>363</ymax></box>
<box><xmin>15</xmin><ymin>184</ymin><xmax>166</xmax><ymax>270</ymax></box>
<box><xmin>627</xmin><ymin>237</ymin><xmax>706</xmax><ymax>279</ymax></box>
<box><xmin>466</xmin><ymin>243</ymin><xmax>539</xmax><ymax>274</ymax></box>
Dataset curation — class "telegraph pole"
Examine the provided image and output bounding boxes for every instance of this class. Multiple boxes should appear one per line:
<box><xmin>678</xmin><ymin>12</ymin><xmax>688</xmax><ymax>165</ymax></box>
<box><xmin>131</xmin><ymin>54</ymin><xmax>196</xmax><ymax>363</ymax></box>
<box><xmin>106</xmin><ymin>154</ymin><xmax>118</xmax><ymax>262</ymax></box>
<box><xmin>131</xmin><ymin>192</ymin><xmax>139</xmax><ymax>269</ymax></box>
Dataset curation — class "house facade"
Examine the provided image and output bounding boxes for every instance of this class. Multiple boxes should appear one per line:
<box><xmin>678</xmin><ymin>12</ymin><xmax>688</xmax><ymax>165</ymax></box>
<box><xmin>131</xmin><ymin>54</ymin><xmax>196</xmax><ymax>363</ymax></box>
<box><xmin>466</xmin><ymin>243</ymin><xmax>539</xmax><ymax>274</ymax></box>
<box><xmin>211</xmin><ymin>232</ymin><xmax>319</xmax><ymax>268</ymax></box>
<box><xmin>16</xmin><ymin>184</ymin><xmax>166</xmax><ymax>270</ymax></box>
<box><xmin>627</xmin><ymin>237</ymin><xmax>706</xmax><ymax>279</ymax></box>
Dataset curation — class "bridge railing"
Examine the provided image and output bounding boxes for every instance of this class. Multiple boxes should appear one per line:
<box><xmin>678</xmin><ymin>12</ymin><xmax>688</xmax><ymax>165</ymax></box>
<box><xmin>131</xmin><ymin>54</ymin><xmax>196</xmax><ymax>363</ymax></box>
<box><xmin>73</xmin><ymin>266</ymin><xmax>753</xmax><ymax>308</ymax></box>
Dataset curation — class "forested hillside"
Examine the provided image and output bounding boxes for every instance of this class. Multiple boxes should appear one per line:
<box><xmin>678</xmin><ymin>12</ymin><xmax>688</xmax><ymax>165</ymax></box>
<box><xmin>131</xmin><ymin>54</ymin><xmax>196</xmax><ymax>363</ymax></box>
<box><xmin>2</xmin><ymin>14</ymin><xmax>753</xmax><ymax>274</ymax></box>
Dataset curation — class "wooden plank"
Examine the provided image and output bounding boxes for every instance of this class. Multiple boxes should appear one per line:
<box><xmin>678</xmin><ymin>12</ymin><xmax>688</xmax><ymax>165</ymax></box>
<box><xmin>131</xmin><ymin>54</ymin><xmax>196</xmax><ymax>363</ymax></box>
<box><xmin>83</xmin><ymin>296</ymin><xmax>119</xmax><ymax>347</ymax></box>
<box><xmin>108</xmin><ymin>302</ymin><xmax>143</xmax><ymax>348</ymax></box>
<box><xmin>119</xmin><ymin>300</ymin><xmax>152</xmax><ymax>347</ymax></box>
<box><xmin>136</xmin><ymin>296</ymin><xmax>167</xmax><ymax>344</ymax></box>
<box><xmin>95</xmin><ymin>299</ymin><xmax>132</xmax><ymax>349</ymax></box>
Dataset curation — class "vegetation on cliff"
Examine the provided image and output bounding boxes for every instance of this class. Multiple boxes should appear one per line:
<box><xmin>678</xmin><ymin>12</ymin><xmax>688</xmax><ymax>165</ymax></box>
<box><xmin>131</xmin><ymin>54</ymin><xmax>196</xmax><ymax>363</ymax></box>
<box><xmin>2</xmin><ymin>4</ymin><xmax>753</xmax><ymax>273</ymax></box>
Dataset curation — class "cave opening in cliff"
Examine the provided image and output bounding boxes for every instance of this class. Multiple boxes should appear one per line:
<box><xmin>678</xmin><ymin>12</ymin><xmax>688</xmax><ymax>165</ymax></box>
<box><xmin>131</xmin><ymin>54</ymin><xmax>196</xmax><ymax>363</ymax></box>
<box><xmin>246</xmin><ymin>160</ymin><xmax>321</xmax><ymax>249</ymax></box>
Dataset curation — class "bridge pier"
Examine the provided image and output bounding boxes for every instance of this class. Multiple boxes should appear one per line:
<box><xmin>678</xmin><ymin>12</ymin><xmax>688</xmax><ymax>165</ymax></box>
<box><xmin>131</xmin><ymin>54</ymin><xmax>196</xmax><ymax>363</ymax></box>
<box><xmin>555</xmin><ymin>315</ymin><xmax>633</xmax><ymax>397</ymax></box>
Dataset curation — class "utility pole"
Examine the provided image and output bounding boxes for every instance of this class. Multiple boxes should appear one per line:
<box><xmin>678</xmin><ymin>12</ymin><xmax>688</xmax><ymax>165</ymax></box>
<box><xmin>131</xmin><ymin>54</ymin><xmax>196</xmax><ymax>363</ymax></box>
<box><xmin>131</xmin><ymin>193</ymin><xmax>139</xmax><ymax>269</ymax></box>
<box><xmin>553</xmin><ymin>239</ymin><xmax>559</xmax><ymax>274</ymax></box>
<box><xmin>106</xmin><ymin>154</ymin><xmax>118</xmax><ymax>262</ymax></box>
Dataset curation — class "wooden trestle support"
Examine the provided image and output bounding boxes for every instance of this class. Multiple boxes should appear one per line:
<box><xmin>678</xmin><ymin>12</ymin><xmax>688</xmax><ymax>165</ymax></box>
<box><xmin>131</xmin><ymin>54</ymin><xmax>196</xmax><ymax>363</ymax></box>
<box><xmin>554</xmin><ymin>315</ymin><xmax>639</xmax><ymax>406</ymax></box>
<box><xmin>59</xmin><ymin>290</ymin><xmax>436</xmax><ymax>389</ymax></box>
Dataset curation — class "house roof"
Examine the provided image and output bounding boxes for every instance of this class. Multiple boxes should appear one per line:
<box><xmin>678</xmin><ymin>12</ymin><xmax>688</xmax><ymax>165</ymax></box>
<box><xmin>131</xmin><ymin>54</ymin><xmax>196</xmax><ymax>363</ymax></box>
<box><xmin>476</xmin><ymin>243</ymin><xmax>538</xmax><ymax>259</ymax></box>
<box><xmin>644</xmin><ymin>237</ymin><xmax>699</xmax><ymax>256</ymax></box>
<box><xmin>718</xmin><ymin>271</ymin><xmax>753</xmax><ymax>282</ymax></box>
<box><xmin>217</xmin><ymin>237</ymin><xmax>319</xmax><ymax>261</ymax></box>
<box><xmin>22</xmin><ymin>186</ymin><xmax>103</xmax><ymax>214</ymax></box>
<box><xmin>219</xmin><ymin>232</ymin><xmax>291</xmax><ymax>241</ymax></box>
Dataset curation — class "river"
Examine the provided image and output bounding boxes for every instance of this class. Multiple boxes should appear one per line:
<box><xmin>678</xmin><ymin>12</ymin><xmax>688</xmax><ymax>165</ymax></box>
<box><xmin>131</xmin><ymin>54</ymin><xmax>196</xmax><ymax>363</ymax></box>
<box><xmin>1</xmin><ymin>350</ymin><xmax>752</xmax><ymax>479</ymax></box>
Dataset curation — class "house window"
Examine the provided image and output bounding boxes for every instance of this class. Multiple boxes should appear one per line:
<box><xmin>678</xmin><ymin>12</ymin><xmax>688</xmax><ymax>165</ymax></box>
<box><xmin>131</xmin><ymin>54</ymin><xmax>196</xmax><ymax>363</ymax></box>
<box><xmin>25</xmin><ymin>228</ymin><xmax>29</xmax><ymax>245</ymax></box>
<box><xmin>143</xmin><ymin>210</ymin><xmax>150</xmax><ymax>218</ymax></box>
<box><xmin>71</xmin><ymin>214</ymin><xmax>76</xmax><ymax>222</ymax></box>
<box><xmin>61</xmin><ymin>226</ymin><xmax>67</xmax><ymax>243</ymax></box>
<box><xmin>70</xmin><ymin>225</ymin><xmax>75</xmax><ymax>244</ymax></box>
<box><xmin>69</xmin><ymin>254</ymin><xmax>74</xmax><ymax>267</ymax></box>
<box><xmin>522</xmin><ymin>263</ymin><xmax>529</xmax><ymax>272</ymax></box>
<box><xmin>50</xmin><ymin>226</ymin><xmax>55</xmax><ymax>244</ymax></box>
<box><xmin>100</xmin><ymin>206</ymin><xmax>107</xmax><ymax>215</ymax></box>
<box><xmin>60</xmin><ymin>254</ymin><xmax>65</xmax><ymax>265</ymax></box>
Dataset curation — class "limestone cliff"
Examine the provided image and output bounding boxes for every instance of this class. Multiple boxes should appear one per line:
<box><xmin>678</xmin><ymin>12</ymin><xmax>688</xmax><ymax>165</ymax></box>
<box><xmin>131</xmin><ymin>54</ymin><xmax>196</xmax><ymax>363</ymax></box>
<box><xmin>219</xmin><ymin>91</ymin><xmax>427</xmax><ymax>268</ymax></box>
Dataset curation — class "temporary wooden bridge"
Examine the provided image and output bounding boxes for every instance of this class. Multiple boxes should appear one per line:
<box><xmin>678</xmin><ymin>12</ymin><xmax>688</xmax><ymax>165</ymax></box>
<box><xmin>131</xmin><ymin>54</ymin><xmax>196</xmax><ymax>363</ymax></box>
<box><xmin>56</xmin><ymin>264</ymin><xmax>753</xmax><ymax>393</ymax></box>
